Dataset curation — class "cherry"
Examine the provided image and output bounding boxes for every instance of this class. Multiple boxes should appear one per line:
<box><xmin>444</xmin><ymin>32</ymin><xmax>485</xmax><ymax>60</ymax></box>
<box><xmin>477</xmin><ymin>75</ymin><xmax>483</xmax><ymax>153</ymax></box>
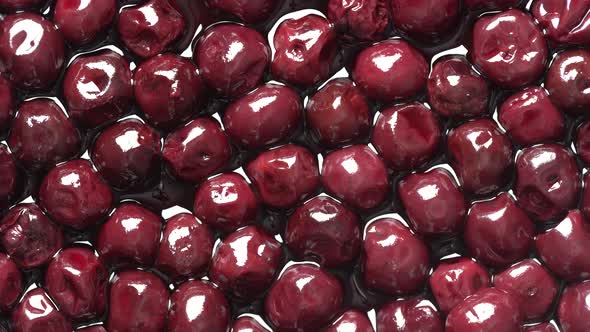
<box><xmin>532</xmin><ymin>0</ymin><xmax>590</xmax><ymax>45</ymax></box>
<box><xmin>327</xmin><ymin>0</ymin><xmax>390</xmax><ymax>41</ymax></box>
<box><xmin>558</xmin><ymin>281</ymin><xmax>590</xmax><ymax>332</ymax></box>
<box><xmin>377</xmin><ymin>297</ymin><xmax>444</xmax><ymax>332</ymax></box>
<box><xmin>11</xmin><ymin>289</ymin><xmax>72</xmax><ymax>332</ymax></box>
<box><xmin>0</xmin><ymin>253</ymin><xmax>22</xmax><ymax>312</ymax></box>
<box><xmin>206</xmin><ymin>0</ymin><xmax>278</xmax><ymax>24</ymax></box>
<box><xmin>524</xmin><ymin>323</ymin><xmax>559</xmax><ymax>332</ymax></box>
<box><xmin>576</xmin><ymin>121</ymin><xmax>590</xmax><ymax>164</ymax></box>
<box><xmin>0</xmin><ymin>77</ymin><xmax>14</xmax><ymax>135</ymax></box>
<box><xmin>232</xmin><ymin>316</ymin><xmax>271</xmax><ymax>332</ymax></box>
<box><xmin>325</xmin><ymin>310</ymin><xmax>374</xmax><ymax>332</ymax></box>
<box><xmin>0</xmin><ymin>144</ymin><xmax>18</xmax><ymax>210</ymax></box>
<box><xmin>76</xmin><ymin>326</ymin><xmax>107</xmax><ymax>332</ymax></box>
<box><xmin>54</xmin><ymin>0</ymin><xmax>116</xmax><ymax>45</ymax></box>
<box><xmin>391</xmin><ymin>0</ymin><xmax>460</xmax><ymax>41</ymax></box>
<box><xmin>0</xmin><ymin>0</ymin><xmax>44</xmax><ymax>11</ymax></box>
<box><xmin>545</xmin><ymin>49</ymin><xmax>590</xmax><ymax>114</ymax></box>
<box><xmin>464</xmin><ymin>0</ymin><xmax>521</xmax><ymax>11</ymax></box>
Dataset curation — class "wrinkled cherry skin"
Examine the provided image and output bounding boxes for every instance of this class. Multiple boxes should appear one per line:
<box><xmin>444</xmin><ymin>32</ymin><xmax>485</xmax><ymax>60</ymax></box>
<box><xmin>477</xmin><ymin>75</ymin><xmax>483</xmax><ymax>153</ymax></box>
<box><xmin>8</xmin><ymin>99</ymin><xmax>81</xmax><ymax>171</ymax></box>
<box><xmin>446</xmin><ymin>288</ymin><xmax>524</xmax><ymax>332</ymax></box>
<box><xmin>286</xmin><ymin>196</ymin><xmax>362</xmax><ymax>267</ymax></box>
<box><xmin>514</xmin><ymin>144</ymin><xmax>580</xmax><ymax>222</ymax></box>
<box><xmin>39</xmin><ymin>159</ymin><xmax>113</xmax><ymax>230</ymax></box>
<box><xmin>429</xmin><ymin>257</ymin><xmax>490</xmax><ymax>313</ymax></box>
<box><xmin>498</xmin><ymin>87</ymin><xmax>565</xmax><ymax>146</ymax></box>
<box><xmin>470</xmin><ymin>9</ymin><xmax>548</xmax><ymax>89</ymax></box>
<box><xmin>97</xmin><ymin>202</ymin><xmax>162</xmax><ymax>267</ymax></box>
<box><xmin>163</xmin><ymin>117</ymin><xmax>231</xmax><ymax>183</ymax></box>
<box><xmin>576</xmin><ymin>122</ymin><xmax>590</xmax><ymax>164</ymax></box>
<box><xmin>464</xmin><ymin>193</ymin><xmax>535</xmax><ymax>268</ymax></box>
<box><xmin>362</xmin><ymin>218</ymin><xmax>430</xmax><ymax>295</ymax></box>
<box><xmin>448</xmin><ymin>119</ymin><xmax>513</xmax><ymax>196</ymax></box>
<box><xmin>107</xmin><ymin>270</ymin><xmax>169</xmax><ymax>332</ymax></box>
<box><xmin>0</xmin><ymin>0</ymin><xmax>44</xmax><ymax>11</ymax></box>
<box><xmin>353</xmin><ymin>39</ymin><xmax>428</xmax><ymax>103</ymax></box>
<box><xmin>545</xmin><ymin>49</ymin><xmax>590</xmax><ymax>114</ymax></box>
<box><xmin>306</xmin><ymin>78</ymin><xmax>370</xmax><ymax>147</ymax></box>
<box><xmin>0</xmin><ymin>253</ymin><xmax>22</xmax><ymax>312</ymax></box>
<box><xmin>11</xmin><ymin>289</ymin><xmax>72</xmax><ymax>332</ymax></box>
<box><xmin>210</xmin><ymin>225</ymin><xmax>283</xmax><ymax>299</ymax></box>
<box><xmin>327</xmin><ymin>0</ymin><xmax>390</xmax><ymax>41</ymax></box>
<box><xmin>265</xmin><ymin>264</ymin><xmax>343</xmax><ymax>332</ymax></box>
<box><xmin>0</xmin><ymin>203</ymin><xmax>64</xmax><ymax>269</ymax></box>
<box><xmin>0</xmin><ymin>144</ymin><xmax>18</xmax><ymax>210</ymax></box>
<box><xmin>223</xmin><ymin>83</ymin><xmax>302</xmax><ymax>148</ymax></box>
<box><xmin>0</xmin><ymin>14</ymin><xmax>64</xmax><ymax>90</ymax></box>
<box><xmin>118</xmin><ymin>0</ymin><xmax>185</xmax><ymax>58</ymax></box>
<box><xmin>207</xmin><ymin>0</ymin><xmax>278</xmax><ymax>23</ymax></box>
<box><xmin>465</xmin><ymin>0</ymin><xmax>521</xmax><ymax>10</ymax></box>
<box><xmin>325</xmin><ymin>310</ymin><xmax>374</xmax><ymax>332</ymax></box>
<box><xmin>54</xmin><ymin>0</ymin><xmax>116</xmax><ymax>45</ymax></box>
<box><xmin>168</xmin><ymin>281</ymin><xmax>230</xmax><ymax>332</ymax></box>
<box><xmin>232</xmin><ymin>316</ymin><xmax>271</xmax><ymax>332</ymax></box>
<box><xmin>63</xmin><ymin>51</ymin><xmax>133</xmax><ymax>129</ymax></box>
<box><xmin>0</xmin><ymin>77</ymin><xmax>14</xmax><ymax>135</ymax></box>
<box><xmin>494</xmin><ymin>259</ymin><xmax>558</xmax><ymax>320</ymax></box>
<box><xmin>321</xmin><ymin>145</ymin><xmax>389</xmax><ymax>210</ymax></box>
<box><xmin>524</xmin><ymin>323</ymin><xmax>559</xmax><ymax>332</ymax></box>
<box><xmin>391</xmin><ymin>0</ymin><xmax>460</xmax><ymax>40</ymax></box>
<box><xmin>134</xmin><ymin>54</ymin><xmax>204</xmax><ymax>130</ymax></box>
<box><xmin>536</xmin><ymin>210</ymin><xmax>590</xmax><ymax>281</ymax></box>
<box><xmin>272</xmin><ymin>14</ymin><xmax>338</xmax><ymax>87</ymax></box>
<box><xmin>196</xmin><ymin>23</ymin><xmax>269</xmax><ymax>98</ymax></box>
<box><xmin>45</xmin><ymin>247</ymin><xmax>108</xmax><ymax>320</ymax></box>
<box><xmin>532</xmin><ymin>0</ymin><xmax>590</xmax><ymax>45</ymax></box>
<box><xmin>558</xmin><ymin>281</ymin><xmax>590</xmax><ymax>332</ymax></box>
<box><xmin>91</xmin><ymin>119</ymin><xmax>162</xmax><ymax>191</ymax></box>
<box><xmin>427</xmin><ymin>56</ymin><xmax>490</xmax><ymax>118</ymax></box>
<box><xmin>372</xmin><ymin>102</ymin><xmax>441</xmax><ymax>171</ymax></box>
<box><xmin>247</xmin><ymin>144</ymin><xmax>319</xmax><ymax>209</ymax></box>
<box><xmin>377</xmin><ymin>297</ymin><xmax>443</xmax><ymax>332</ymax></box>
<box><xmin>156</xmin><ymin>213</ymin><xmax>214</xmax><ymax>280</ymax></box>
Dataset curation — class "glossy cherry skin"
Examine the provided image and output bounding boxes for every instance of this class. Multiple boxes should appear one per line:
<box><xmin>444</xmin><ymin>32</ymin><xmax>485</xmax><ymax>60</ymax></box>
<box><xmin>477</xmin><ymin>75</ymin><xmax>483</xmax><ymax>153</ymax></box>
<box><xmin>427</xmin><ymin>56</ymin><xmax>490</xmax><ymax>119</ymax></box>
<box><xmin>39</xmin><ymin>159</ymin><xmax>113</xmax><ymax>230</ymax></box>
<box><xmin>0</xmin><ymin>0</ymin><xmax>44</xmax><ymax>11</ymax></box>
<box><xmin>0</xmin><ymin>203</ymin><xmax>64</xmax><ymax>269</ymax></box>
<box><xmin>327</xmin><ymin>0</ymin><xmax>390</xmax><ymax>41</ymax></box>
<box><xmin>464</xmin><ymin>193</ymin><xmax>535</xmax><ymax>268</ymax></box>
<box><xmin>286</xmin><ymin>196</ymin><xmax>361</xmax><ymax>267</ymax></box>
<box><xmin>583</xmin><ymin>173</ymin><xmax>590</xmax><ymax>219</ymax></box>
<box><xmin>232</xmin><ymin>316</ymin><xmax>271</xmax><ymax>332</ymax></box>
<box><xmin>168</xmin><ymin>281</ymin><xmax>230</xmax><ymax>332</ymax></box>
<box><xmin>0</xmin><ymin>14</ymin><xmax>64</xmax><ymax>89</ymax></box>
<box><xmin>196</xmin><ymin>23</ymin><xmax>269</xmax><ymax>98</ymax></box>
<box><xmin>532</xmin><ymin>0</ymin><xmax>590</xmax><ymax>45</ymax></box>
<box><xmin>118</xmin><ymin>0</ymin><xmax>185</xmax><ymax>58</ymax></box>
<box><xmin>265</xmin><ymin>264</ymin><xmax>343</xmax><ymax>332</ymax></box>
<box><xmin>0</xmin><ymin>77</ymin><xmax>14</xmax><ymax>135</ymax></box>
<box><xmin>445</xmin><ymin>288</ymin><xmax>524</xmax><ymax>332</ymax></box>
<box><xmin>391</xmin><ymin>0</ymin><xmax>459</xmax><ymax>40</ymax></box>
<box><xmin>54</xmin><ymin>0</ymin><xmax>116</xmax><ymax>45</ymax></box>
<box><xmin>325</xmin><ymin>310</ymin><xmax>374</xmax><ymax>332</ymax></box>
<box><xmin>0</xmin><ymin>253</ymin><xmax>22</xmax><ymax>312</ymax></box>
<box><xmin>576</xmin><ymin>122</ymin><xmax>590</xmax><ymax>164</ymax></box>
<box><xmin>45</xmin><ymin>247</ymin><xmax>108</xmax><ymax>320</ymax></box>
<box><xmin>524</xmin><ymin>323</ymin><xmax>559</xmax><ymax>332</ymax></box>
<box><xmin>498</xmin><ymin>86</ymin><xmax>565</xmax><ymax>146</ymax></box>
<box><xmin>470</xmin><ymin>9</ymin><xmax>548</xmax><ymax>89</ymax></box>
<box><xmin>377</xmin><ymin>297</ymin><xmax>443</xmax><ymax>332</ymax></box>
<box><xmin>353</xmin><ymin>39</ymin><xmax>428</xmax><ymax>103</ymax></box>
<box><xmin>134</xmin><ymin>53</ymin><xmax>204</xmax><ymax>130</ymax></box>
<box><xmin>163</xmin><ymin>117</ymin><xmax>231</xmax><ymax>183</ymax></box>
<box><xmin>558</xmin><ymin>281</ymin><xmax>590</xmax><ymax>332</ymax></box>
<box><xmin>372</xmin><ymin>102</ymin><xmax>441</xmax><ymax>171</ymax></box>
<box><xmin>321</xmin><ymin>145</ymin><xmax>389</xmax><ymax>210</ymax></box>
<box><xmin>0</xmin><ymin>144</ymin><xmax>18</xmax><ymax>210</ymax></box>
<box><xmin>77</xmin><ymin>326</ymin><xmax>107</xmax><ymax>332</ymax></box>
<box><xmin>63</xmin><ymin>51</ymin><xmax>133</xmax><ymax>128</ymax></box>
<box><xmin>107</xmin><ymin>270</ymin><xmax>169</xmax><ymax>332</ymax></box>
<box><xmin>429</xmin><ymin>257</ymin><xmax>490</xmax><ymax>313</ymax></box>
<box><xmin>8</xmin><ymin>99</ymin><xmax>80</xmax><ymax>171</ymax></box>
<box><xmin>494</xmin><ymin>259</ymin><xmax>558</xmax><ymax>320</ymax></box>
<box><xmin>536</xmin><ymin>210</ymin><xmax>590</xmax><ymax>281</ymax></box>
<box><xmin>271</xmin><ymin>14</ymin><xmax>338</xmax><ymax>87</ymax></box>
<box><xmin>223</xmin><ymin>83</ymin><xmax>302</xmax><ymax>148</ymax></box>
<box><xmin>545</xmin><ymin>49</ymin><xmax>590</xmax><ymax>114</ymax></box>
<box><xmin>156</xmin><ymin>213</ymin><xmax>213</xmax><ymax>280</ymax></box>
<box><xmin>514</xmin><ymin>144</ymin><xmax>580</xmax><ymax>222</ymax></box>
<box><xmin>247</xmin><ymin>144</ymin><xmax>319</xmax><ymax>209</ymax></box>
<box><xmin>97</xmin><ymin>202</ymin><xmax>162</xmax><ymax>267</ymax></box>
<box><xmin>207</xmin><ymin>0</ymin><xmax>278</xmax><ymax>23</ymax></box>
<box><xmin>447</xmin><ymin>119</ymin><xmax>514</xmax><ymax>196</ymax></box>
<box><xmin>465</xmin><ymin>0</ymin><xmax>521</xmax><ymax>10</ymax></box>
<box><xmin>11</xmin><ymin>289</ymin><xmax>72</xmax><ymax>332</ymax></box>
<box><xmin>362</xmin><ymin>218</ymin><xmax>430</xmax><ymax>295</ymax></box>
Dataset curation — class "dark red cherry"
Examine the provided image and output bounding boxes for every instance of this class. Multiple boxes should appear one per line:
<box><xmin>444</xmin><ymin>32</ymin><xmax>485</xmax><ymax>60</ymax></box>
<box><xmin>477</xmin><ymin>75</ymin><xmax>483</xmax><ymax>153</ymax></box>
<box><xmin>325</xmin><ymin>310</ymin><xmax>374</xmax><ymax>332</ymax></box>
<box><xmin>391</xmin><ymin>0</ymin><xmax>460</xmax><ymax>40</ymax></box>
<box><xmin>0</xmin><ymin>77</ymin><xmax>14</xmax><ymax>135</ymax></box>
<box><xmin>582</xmin><ymin>173</ymin><xmax>590</xmax><ymax>219</ymax></box>
<box><xmin>39</xmin><ymin>159</ymin><xmax>113</xmax><ymax>230</ymax></box>
<box><xmin>0</xmin><ymin>203</ymin><xmax>64</xmax><ymax>269</ymax></box>
<box><xmin>223</xmin><ymin>83</ymin><xmax>302</xmax><ymax>148</ymax></box>
<box><xmin>470</xmin><ymin>9</ymin><xmax>548</xmax><ymax>89</ymax></box>
<box><xmin>195</xmin><ymin>23</ymin><xmax>269</xmax><ymax>98</ymax></box>
<box><xmin>362</xmin><ymin>218</ymin><xmax>430</xmax><ymax>295</ymax></box>
<box><xmin>321</xmin><ymin>145</ymin><xmax>389</xmax><ymax>210</ymax></box>
<box><xmin>327</xmin><ymin>0</ymin><xmax>390</xmax><ymax>41</ymax></box>
<box><xmin>63</xmin><ymin>50</ymin><xmax>133</xmax><ymax>128</ymax></box>
<box><xmin>377</xmin><ymin>297</ymin><xmax>443</xmax><ymax>332</ymax></box>
<box><xmin>134</xmin><ymin>53</ymin><xmax>204</xmax><ymax>130</ymax></box>
<box><xmin>558</xmin><ymin>281</ymin><xmax>590</xmax><ymax>332</ymax></box>
<box><xmin>576</xmin><ymin>122</ymin><xmax>590</xmax><ymax>164</ymax></box>
<box><xmin>163</xmin><ymin>117</ymin><xmax>231</xmax><ymax>183</ymax></box>
<box><xmin>532</xmin><ymin>0</ymin><xmax>590</xmax><ymax>45</ymax></box>
<box><xmin>464</xmin><ymin>0</ymin><xmax>521</xmax><ymax>10</ymax></box>
<box><xmin>45</xmin><ymin>247</ymin><xmax>108</xmax><ymax>320</ymax></box>
<box><xmin>0</xmin><ymin>0</ymin><xmax>44</xmax><ymax>11</ymax></box>
<box><xmin>11</xmin><ymin>289</ymin><xmax>72</xmax><ymax>332</ymax></box>
<box><xmin>545</xmin><ymin>49</ymin><xmax>590</xmax><ymax>114</ymax></box>
<box><xmin>524</xmin><ymin>323</ymin><xmax>559</xmax><ymax>332</ymax></box>
<box><xmin>0</xmin><ymin>13</ymin><xmax>64</xmax><ymax>89</ymax></box>
<box><xmin>206</xmin><ymin>0</ymin><xmax>278</xmax><ymax>23</ymax></box>
<box><xmin>168</xmin><ymin>280</ymin><xmax>230</xmax><ymax>332</ymax></box>
<box><xmin>77</xmin><ymin>326</ymin><xmax>107</xmax><ymax>332</ymax></box>
<box><xmin>286</xmin><ymin>196</ymin><xmax>362</xmax><ymax>267</ymax></box>
<box><xmin>247</xmin><ymin>144</ymin><xmax>319</xmax><ymax>209</ymax></box>
<box><xmin>54</xmin><ymin>0</ymin><xmax>116</xmax><ymax>45</ymax></box>
<box><xmin>0</xmin><ymin>144</ymin><xmax>18</xmax><ymax>210</ymax></box>
<box><xmin>352</xmin><ymin>39</ymin><xmax>428</xmax><ymax>103</ymax></box>
<box><xmin>107</xmin><ymin>270</ymin><xmax>168</xmax><ymax>332</ymax></box>
<box><xmin>0</xmin><ymin>253</ymin><xmax>22</xmax><ymax>312</ymax></box>
<box><xmin>232</xmin><ymin>316</ymin><xmax>270</xmax><ymax>332</ymax></box>
<box><xmin>514</xmin><ymin>144</ymin><xmax>580</xmax><ymax>222</ymax></box>
<box><xmin>118</xmin><ymin>0</ymin><xmax>185</xmax><ymax>58</ymax></box>
<box><xmin>429</xmin><ymin>257</ymin><xmax>490</xmax><ymax>313</ymax></box>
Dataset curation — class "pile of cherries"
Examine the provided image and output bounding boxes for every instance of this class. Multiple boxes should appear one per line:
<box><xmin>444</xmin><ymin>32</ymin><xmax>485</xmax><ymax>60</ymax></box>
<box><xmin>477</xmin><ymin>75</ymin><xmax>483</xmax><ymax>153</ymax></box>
<box><xmin>0</xmin><ymin>0</ymin><xmax>589</xmax><ymax>331</ymax></box>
